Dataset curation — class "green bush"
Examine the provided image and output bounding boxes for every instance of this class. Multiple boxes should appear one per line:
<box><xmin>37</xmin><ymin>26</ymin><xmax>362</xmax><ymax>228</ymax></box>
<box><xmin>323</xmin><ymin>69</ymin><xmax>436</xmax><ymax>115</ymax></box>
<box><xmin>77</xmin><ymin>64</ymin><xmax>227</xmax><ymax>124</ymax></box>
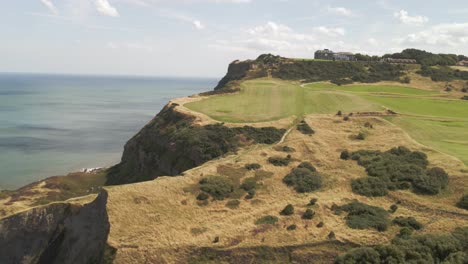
<box><xmin>456</xmin><ymin>195</ymin><xmax>468</xmax><ymax>210</ymax></box>
<box><xmin>196</xmin><ymin>192</ymin><xmax>209</xmax><ymax>201</ymax></box>
<box><xmin>280</xmin><ymin>204</ymin><xmax>295</xmax><ymax>216</ymax></box>
<box><xmin>287</xmin><ymin>224</ymin><xmax>297</xmax><ymax>231</ymax></box>
<box><xmin>393</xmin><ymin>217</ymin><xmax>423</xmax><ymax>230</ymax></box>
<box><xmin>199</xmin><ymin>176</ymin><xmax>234</xmax><ymax>200</ymax></box>
<box><xmin>340</xmin><ymin>150</ymin><xmax>350</xmax><ymax>160</ymax></box>
<box><xmin>328</xmin><ymin>231</ymin><xmax>336</xmax><ymax>240</ymax></box>
<box><xmin>240</xmin><ymin>178</ymin><xmax>257</xmax><ymax>192</ymax></box>
<box><xmin>283</xmin><ymin>167</ymin><xmax>323</xmax><ymax>193</ymax></box>
<box><xmin>297</xmin><ymin>121</ymin><xmax>315</xmax><ymax>135</ymax></box>
<box><xmin>397</xmin><ymin>227</ymin><xmax>414</xmax><ymax>239</ymax></box>
<box><xmin>336</xmin><ymin>201</ymin><xmax>390</xmax><ymax>232</ymax></box>
<box><xmin>336</xmin><ymin>225</ymin><xmax>468</xmax><ymax>263</ymax></box>
<box><xmin>351</xmin><ymin>177</ymin><xmax>388</xmax><ymax>197</ymax></box>
<box><xmin>255</xmin><ymin>215</ymin><xmax>279</xmax><ymax>225</ymax></box>
<box><xmin>268</xmin><ymin>156</ymin><xmax>291</xmax><ymax>166</ymax></box>
<box><xmin>349</xmin><ymin>147</ymin><xmax>449</xmax><ymax>196</ymax></box>
<box><xmin>245</xmin><ymin>189</ymin><xmax>256</xmax><ymax>200</ymax></box>
<box><xmin>302</xmin><ymin>209</ymin><xmax>315</xmax><ymax>220</ymax></box>
<box><xmin>297</xmin><ymin>162</ymin><xmax>316</xmax><ymax>172</ymax></box>
<box><xmin>245</xmin><ymin>163</ymin><xmax>261</xmax><ymax>170</ymax></box>
<box><xmin>308</xmin><ymin>198</ymin><xmax>318</xmax><ymax>206</ymax></box>
<box><xmin>389</xmin><ymin>204</ymin><xmax>398</xmax><ymax>213</ymax></box>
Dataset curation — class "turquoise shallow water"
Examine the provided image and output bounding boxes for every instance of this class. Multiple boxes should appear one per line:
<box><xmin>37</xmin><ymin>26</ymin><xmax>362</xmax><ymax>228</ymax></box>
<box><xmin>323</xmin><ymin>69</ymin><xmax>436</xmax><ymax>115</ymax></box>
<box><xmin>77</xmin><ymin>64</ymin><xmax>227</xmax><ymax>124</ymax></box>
<box><xmin>0</xmin><ymin>73</ymin><xmax>216</xmax><ymax>189</ymax></box>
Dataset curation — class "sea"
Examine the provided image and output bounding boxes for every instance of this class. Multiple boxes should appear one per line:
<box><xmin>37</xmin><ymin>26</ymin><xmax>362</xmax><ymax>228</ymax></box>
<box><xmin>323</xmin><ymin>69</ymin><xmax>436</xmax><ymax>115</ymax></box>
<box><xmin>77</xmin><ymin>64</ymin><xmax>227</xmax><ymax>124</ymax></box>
<box><xmin>0</xmin><ymin>73</ymin><xmax>217</xmax><ymax>190</ymax></box>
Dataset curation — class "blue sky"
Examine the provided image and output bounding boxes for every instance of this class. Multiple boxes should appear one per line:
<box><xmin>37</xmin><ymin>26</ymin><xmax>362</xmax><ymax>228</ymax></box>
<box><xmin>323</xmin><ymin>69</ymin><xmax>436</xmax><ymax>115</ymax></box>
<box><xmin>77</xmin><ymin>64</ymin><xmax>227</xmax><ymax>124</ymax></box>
<box><xmin>1</xmin><ymin>0</ymin><xmax>468</xmax><ymax>77</ymax></box>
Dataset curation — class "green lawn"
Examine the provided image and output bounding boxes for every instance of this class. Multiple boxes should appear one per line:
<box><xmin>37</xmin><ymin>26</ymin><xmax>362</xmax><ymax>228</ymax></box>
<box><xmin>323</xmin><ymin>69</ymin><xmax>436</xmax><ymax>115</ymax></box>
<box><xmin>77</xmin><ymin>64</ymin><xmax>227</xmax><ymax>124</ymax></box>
<box><xmin>386</xmin><ymin>116</ymin><xmax>468</xmax><ymax>164</ymax></box>
<box><xmin>363</xmin><ymin>96</ymin><xmax>468</xmax><ymax>119</ymax></box>
<box><xmin>185</xmin><ymin>79</ymin><xmax>381</xmax><ymax>122</ymax></box>
<box><xmin>305</xmin><ymin>82</ymin><xmax>437</xmax><ymax>95</ymax></box>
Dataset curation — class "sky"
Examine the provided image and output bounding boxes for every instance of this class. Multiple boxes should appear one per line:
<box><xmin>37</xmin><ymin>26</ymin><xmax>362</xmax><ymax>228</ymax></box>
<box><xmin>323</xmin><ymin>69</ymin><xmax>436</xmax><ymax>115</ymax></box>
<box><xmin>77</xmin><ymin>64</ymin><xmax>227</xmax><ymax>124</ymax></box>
<box><xmin>1</xmin><ymin>0</ymin><xmax>468</xmax><ymax>77</ymax></box>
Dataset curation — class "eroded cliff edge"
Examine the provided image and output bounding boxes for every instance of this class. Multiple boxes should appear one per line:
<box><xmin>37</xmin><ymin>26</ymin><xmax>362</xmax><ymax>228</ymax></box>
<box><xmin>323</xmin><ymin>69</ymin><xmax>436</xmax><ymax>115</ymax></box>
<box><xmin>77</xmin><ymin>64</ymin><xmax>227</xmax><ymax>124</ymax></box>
<box><xmin>106</xmin><ymin>103</ymin><xmax>285</xmax><ymax>185</ymax></box>
<box><xmin>0</xmin><ymin>191</ymin><xmax>111</xmax><ymax>264</ymax></box>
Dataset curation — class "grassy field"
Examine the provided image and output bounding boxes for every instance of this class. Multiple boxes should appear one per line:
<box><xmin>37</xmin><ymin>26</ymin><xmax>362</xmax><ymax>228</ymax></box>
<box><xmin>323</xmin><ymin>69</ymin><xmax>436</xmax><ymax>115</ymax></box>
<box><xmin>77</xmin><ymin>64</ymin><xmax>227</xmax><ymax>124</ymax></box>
<box><xmin>305</xmin><ymin>82</ymin><xmax>438</xmax><ymax>95</ymax></box>
<box><xmin>385</xmin><ymin>116</ymin><xmax>468</xmax><ymax>164</ymax></box>
<box><xmin>185</xmin><ymin>79</ymin><xmax>381</xmax><ymax>122</ymax></box>
<box><xmin>185</xmin><ymin>78</ymin><xmax>467</xmax><ymax>164</ymax></box>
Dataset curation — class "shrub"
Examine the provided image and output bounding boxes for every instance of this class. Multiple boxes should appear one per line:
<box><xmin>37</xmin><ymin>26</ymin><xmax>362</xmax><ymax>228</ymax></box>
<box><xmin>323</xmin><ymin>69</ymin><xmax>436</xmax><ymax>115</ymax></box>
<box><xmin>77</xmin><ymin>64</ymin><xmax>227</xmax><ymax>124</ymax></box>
<box><xmin>328</xmin><ymin>231</ymin><xmax>336</xmax><ymax>240</ymax></box>
<box><xmin>297</xmin><ymin>121</ymin><xmax>315</xmax><ymax>135</ymax></box>
<box><xmin>245</xmin><ymin>163</ymin><xmax>261</xmax><ymax>170</ymax></box>
<box><xmin>287</xmin><ymin>224</ymin><xmax>297</xmax><ymax>231</ymax></box>
<box><xmin>308</xmin><ymin>198</ymin><xmax>318</xmax><ymax>206</ymax></box>
<box><xmin>336</xmin><ymin>225</ymin><xmax>468</xmax><ymax>263</ymax></box>
<box><xmin>393</xmin><ymin>217</ymin><xmax>423</xmax><ymax>230</ymax></box>
<box><xmin>302</xmin><ymin>209</ymin><xmax>315</xmax><ymax>220</ymax></box>
<box><xmin>283</xmin><ymin>167</ymin><xmax>323</xmax><ymax>193</ymax></box>
<box><xmin>336</xmin><ymin>110</ymin><xmax>342</xmax><ymax>116</ymax></box>
<box><xmin>389</xmin><ymin>204</ymin><xmax>398</xmax><ymax>213</ymax></box>
<box><xmin>343</xmin><ymin>116</ymin><xmax>350</xmax><ymax>121</ymax></box>
<box><xmin>340</xmin><ymin>150</ymin><xmax>350</xmax><ymax>160</ymax></box>
<box><xmin>337</xmin><ymin>201</ymin><xmax>390</xmax><ymax>232</ymax></box>
<box><xmin>462</xmin><ymin>87</ymin><xmax>467</xmax><ymax>93</ymax></box>
<box><xmin>199</xmin><ymin>176</ymin><xmax>234</xmax><ymax>200</ymax></box>
<box><xmin>280</xmin><ymin>204</ymin><xmax>295</xmax><ymax>216</ymax></box>
<box><xmin>245</xmin><ymin>189</ymin><xmax>256</xmax><ymax>200</ymax></box>
<box><xmin>462</xmin><ymin>96</ymin><xmax>468</xmax><ymax>100</ymax></box>
<box><xmin>268</xmin><ymin>156</ymin><xmax>291</xmax><ymax>166</ymax></box>
<box><xmin>356</xmin><ymin>132</ymin><xmax>366</xmax><ymax>140</ymax></box>
<box><xmin>197</xmin><ymin>192</ymin><xmax>209</xmax><ymax>201</ymax></box>
<box><xmin>275</xmin><ymin>145</ymin><xmax>295</xmax><ymax>153</ymax></box>
<box><xmin>351</xmin><ymin>177</ymin><xmax>388</xmax><ymax>197</ymax></box>
<box><xmin>397</xmin><ymin>227</ymin><xmax>414</xmax><ymax>239</ymax></box>
<box><xmin>335</xmin><ymin>247</ymin><xmax>381</xmax><ymax>264</ymax></box>
<box><xmin>255</xmin><ymin>215</ymin><xmax>279</xmax><ymax>225</ymax></box>
<box><xmin>317</xmin><ymin>222</ymin><xmax>324</xmax><ymax>228</ymax></box>
<box><xmin>401</xmin><ymin>76</ymin><xmax>411</xmax><ymax>84</ymax></box>
<box><xmin>297</xmin><ymin>162</ymin><xmax>317</xmax><ymax>172</ymax></box>
<box><xmin>240</xmin><ymin>178</ymin><xmax>257</xmax><ymax>192</ymax></box>
<box><xmin>349</xmin><ymin>147</ymin><xmax>449</xmax><ymax>196</ymax></box>
<box><xmin>456</xmin><ymin>195</ymin><xmax>468</xmax><ymax>210</ymax></box>
<box><xmin>225</xmin><ymin>199</ymin><xmax>240</xmax><ymax>209</ymax></box>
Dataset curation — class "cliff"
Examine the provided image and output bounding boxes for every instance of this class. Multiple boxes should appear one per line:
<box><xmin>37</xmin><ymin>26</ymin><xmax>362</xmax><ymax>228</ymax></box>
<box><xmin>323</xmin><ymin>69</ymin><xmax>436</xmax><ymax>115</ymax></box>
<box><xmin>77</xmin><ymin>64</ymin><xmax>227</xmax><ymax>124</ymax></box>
<box><xmin>0</xmin><ymin>191</ymin><xmax>110</xmax><ymax>264</ymax></box>
<box><xmin>106</xmin><ymin>104</ymin><xmax>285</xmax><ymax>185</ymax></box>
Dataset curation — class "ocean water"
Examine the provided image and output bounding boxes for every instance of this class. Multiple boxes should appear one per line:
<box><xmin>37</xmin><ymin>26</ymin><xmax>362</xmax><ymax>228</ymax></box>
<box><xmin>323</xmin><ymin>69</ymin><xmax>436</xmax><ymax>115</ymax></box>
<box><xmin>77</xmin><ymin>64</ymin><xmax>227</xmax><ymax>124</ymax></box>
<box><xmin>0</xmin><ymin>73</ymin><xmax>216</xmax><ymax>189</ymax></box>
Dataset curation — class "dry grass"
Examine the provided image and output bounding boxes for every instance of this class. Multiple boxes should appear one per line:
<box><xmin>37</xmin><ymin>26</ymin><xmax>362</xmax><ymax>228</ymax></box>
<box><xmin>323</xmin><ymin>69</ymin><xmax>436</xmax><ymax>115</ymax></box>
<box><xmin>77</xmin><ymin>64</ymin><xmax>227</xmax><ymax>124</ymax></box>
<box><xmin>104</xmin><ymin>114</ymin><xmax>467</xmax><ymax>263</ymax></box>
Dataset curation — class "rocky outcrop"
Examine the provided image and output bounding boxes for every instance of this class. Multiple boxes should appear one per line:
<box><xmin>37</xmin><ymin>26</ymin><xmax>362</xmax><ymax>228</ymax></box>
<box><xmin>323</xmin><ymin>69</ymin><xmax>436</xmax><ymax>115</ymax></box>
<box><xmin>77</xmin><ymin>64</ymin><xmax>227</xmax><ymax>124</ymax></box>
<box><xmin>106</xmin><ymin>104</ymin><xmax>285</xmax><ymax>185</ymax></box>
<box><xmin>0</xmin><ymin>191</ymin><xmax>110</xmax><ymax>264</ymax></box>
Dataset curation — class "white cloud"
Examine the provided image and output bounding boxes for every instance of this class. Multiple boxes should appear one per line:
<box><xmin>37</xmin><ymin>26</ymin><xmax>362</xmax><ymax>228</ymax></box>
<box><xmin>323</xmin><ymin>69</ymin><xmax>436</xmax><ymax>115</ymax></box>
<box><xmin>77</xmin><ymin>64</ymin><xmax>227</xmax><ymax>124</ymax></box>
<box><xmin>327</xmin><ymin>6</ymin><xmax>354</xmax><ymax>17</ymax></box>
<box><xmin>394</xmin><ymin>10</ymin><xmax>428</xmax><ymax>26</ymax></box>
<box><xmin>40</xmin><ymin>0</ymin><xmax>58</xmax><ymax>15</ymax></box>
<box><xmin>95</xmin><ymin>0</ymin><xmax>119</xmax><ymax>17</ymax></box>
<box><xmin>211</xmin><ymin>21</ymin><xmax>356</xmax><ymax>57</ymax></box>
<box><xmin>399</xmin><ymin>23</ymin><xmax>468</xmax><ymax>46</ymax></box>
<box><xmin>312</xmin><ymin>26</ymin><xmax>345</xmax><ymax>37</ymax></box>
<box><xmin>157</xmin><ymin>9</ymin><xmax>205</xmax><ymax>30</ymax></box>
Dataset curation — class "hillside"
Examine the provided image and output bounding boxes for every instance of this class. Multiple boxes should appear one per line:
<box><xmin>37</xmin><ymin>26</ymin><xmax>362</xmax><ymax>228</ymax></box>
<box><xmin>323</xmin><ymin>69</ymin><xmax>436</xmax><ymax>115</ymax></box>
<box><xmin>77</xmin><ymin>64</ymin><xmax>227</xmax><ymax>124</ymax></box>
<box><xmin>0</xmin><ymin>54</ymin><xmax>467</xmax><ymax>264</ymax></box>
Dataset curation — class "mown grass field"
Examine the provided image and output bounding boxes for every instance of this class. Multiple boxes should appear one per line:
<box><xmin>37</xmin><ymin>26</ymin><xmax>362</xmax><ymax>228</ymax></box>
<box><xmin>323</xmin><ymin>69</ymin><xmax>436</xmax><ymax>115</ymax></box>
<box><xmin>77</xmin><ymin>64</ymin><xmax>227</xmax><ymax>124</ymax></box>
<box><xmin>185</xmin><ymin>79</ymin><xmax>381</xmax><ymax>123</ymax></box>
<box><xmin>185</xmin><ymin>78</ymin><xmax>467</xmax><ymax>164</ymax></box>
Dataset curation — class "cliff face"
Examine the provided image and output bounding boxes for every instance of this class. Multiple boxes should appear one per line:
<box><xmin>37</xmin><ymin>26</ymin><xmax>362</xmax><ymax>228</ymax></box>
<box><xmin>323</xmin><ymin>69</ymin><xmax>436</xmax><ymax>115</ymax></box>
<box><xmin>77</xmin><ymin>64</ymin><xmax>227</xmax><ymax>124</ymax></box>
<box><xmin>106</xmin><ymin>104</ymin><xmax>285</xmax><ymax>185</ymax></box>
<box><xmin>0</xmin><ymin>191</ymin><xmax>110</xmax><ymax>264</ymax></box>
